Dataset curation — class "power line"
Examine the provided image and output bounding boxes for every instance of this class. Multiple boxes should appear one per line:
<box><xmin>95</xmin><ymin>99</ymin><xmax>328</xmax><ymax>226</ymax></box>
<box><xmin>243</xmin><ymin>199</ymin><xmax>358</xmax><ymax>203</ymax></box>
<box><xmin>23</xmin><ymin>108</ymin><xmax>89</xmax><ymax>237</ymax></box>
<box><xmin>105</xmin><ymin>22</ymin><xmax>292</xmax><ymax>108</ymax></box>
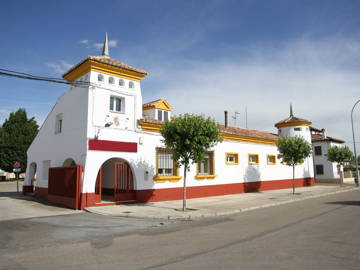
<box><xmin>0</xmin><ymin>68</ymin><xmax>90</xmax><ymax>87</ymax></box>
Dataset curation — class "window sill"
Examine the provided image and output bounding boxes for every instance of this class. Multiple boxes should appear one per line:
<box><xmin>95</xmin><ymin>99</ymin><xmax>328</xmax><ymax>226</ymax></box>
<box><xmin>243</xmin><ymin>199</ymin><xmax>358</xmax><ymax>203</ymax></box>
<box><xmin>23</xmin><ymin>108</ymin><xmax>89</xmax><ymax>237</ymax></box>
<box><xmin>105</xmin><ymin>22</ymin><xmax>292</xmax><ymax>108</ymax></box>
<box><xmin>195</xmin><ymin>174</ymin><xmax>217</xmax><ymax>180</ymax></box>
<box><xmin>226</xmin><ymin>162</ymin><xmax>239</xmax><ymax>165</ymax></box>
<box><xmin>248</xmin><ymin>163</ymin><xmax>259</xmax><ymax>165</ymax></box>
<box><xmin>267</xmin><ymin>163</ymin><xmax>276</xmax><ymax>165</ymax></box>
<box><xmin>153</xmin><ymin>175</ymin><xmax>182</xmax><ymax>183</ymax></box>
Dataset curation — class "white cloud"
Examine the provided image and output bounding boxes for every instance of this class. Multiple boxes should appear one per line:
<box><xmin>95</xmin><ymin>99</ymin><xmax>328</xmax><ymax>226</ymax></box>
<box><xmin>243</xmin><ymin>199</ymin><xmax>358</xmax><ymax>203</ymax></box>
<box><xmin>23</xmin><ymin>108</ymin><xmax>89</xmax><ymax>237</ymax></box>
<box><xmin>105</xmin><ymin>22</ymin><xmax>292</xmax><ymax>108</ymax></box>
<box><xmin>93</xmin><ymin>40</ymin><xmax>117</xmax><ymax>50</ymax></box>
<box><xmin>46</xmin><ymin>60</ymin><xmax>73</xmax><ymax>74</ymax></box>
<box><xmin>142</xmin><ymin>37</ymin><xmax>360</xmax><ymax>148</ymax></box>
<box><xmin>93</xmin><ymin>43</ymin><xmax>103</xmax><ymax>49</ymax></box>
<box><xmin>108</xmin><ymin>40</ymin><xmax>118</xmax><ymax>48</ymax></box>
<box><xmin>0</xmin><ymin>109</ymin><xmax>10</xmax><ymax>115</ymax></box>
<box><xmin>78</xmin><ymin>39</ymin><xmax>89</xmax><ymax>45</ymax></box>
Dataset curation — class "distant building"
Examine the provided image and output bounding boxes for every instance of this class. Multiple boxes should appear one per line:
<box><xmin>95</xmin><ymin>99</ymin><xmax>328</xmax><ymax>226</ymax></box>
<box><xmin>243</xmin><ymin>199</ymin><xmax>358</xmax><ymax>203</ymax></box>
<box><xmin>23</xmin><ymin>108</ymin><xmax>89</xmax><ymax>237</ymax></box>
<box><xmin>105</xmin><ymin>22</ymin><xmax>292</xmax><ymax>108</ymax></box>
<box><xmin>310</xmin><ymin>127</ymin><xmax>346</xmax><ymax>183</ymax></box>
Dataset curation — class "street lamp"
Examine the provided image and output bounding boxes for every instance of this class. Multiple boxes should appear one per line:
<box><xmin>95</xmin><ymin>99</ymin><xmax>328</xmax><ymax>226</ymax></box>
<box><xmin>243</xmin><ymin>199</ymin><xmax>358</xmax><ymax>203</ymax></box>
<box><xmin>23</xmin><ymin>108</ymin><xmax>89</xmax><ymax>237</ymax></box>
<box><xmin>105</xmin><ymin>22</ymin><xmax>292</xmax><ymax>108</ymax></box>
<box><xmin>351</xmin><ymin>99</ymin><xmax>360</xmax><ymax>186</ymax></box>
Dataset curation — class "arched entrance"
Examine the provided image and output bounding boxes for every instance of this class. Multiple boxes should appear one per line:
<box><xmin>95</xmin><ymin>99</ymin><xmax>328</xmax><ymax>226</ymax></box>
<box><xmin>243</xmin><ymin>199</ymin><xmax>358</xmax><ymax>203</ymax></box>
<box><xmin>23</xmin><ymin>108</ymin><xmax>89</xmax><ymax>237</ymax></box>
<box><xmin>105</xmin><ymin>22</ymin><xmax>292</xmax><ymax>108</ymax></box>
<box><xmin>95</xmin><ymin>158</ymin><xmax>135</xmax><ymax>202</ymax></box>
<box><xmin>63</xmin><ymin>158</ymin><xmax>76</xmax><ymax>167</ymax></box>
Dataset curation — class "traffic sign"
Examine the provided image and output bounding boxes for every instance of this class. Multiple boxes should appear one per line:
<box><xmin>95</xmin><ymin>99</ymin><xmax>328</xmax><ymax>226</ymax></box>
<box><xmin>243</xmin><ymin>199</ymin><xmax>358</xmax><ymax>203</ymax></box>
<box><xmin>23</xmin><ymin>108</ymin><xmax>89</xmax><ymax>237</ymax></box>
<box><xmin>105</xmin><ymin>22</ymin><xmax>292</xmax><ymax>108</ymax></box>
<box><xmin>13</xmin><ymin>168</ymin><xmax>21</xmax><ymax>173</ymax></box>
<box><xmin>13</xmin><ymin>161</ymin><xmax>21</xmax><ymax>169</ymax></box>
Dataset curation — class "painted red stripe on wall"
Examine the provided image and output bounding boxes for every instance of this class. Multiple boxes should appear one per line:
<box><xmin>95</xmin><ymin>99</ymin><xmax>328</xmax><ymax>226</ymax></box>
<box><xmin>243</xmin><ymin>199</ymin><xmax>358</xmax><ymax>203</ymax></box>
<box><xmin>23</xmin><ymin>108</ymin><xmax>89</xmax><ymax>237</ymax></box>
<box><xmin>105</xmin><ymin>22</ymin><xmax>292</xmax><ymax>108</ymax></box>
<box><xmin>88</xmin><ymin>139</ymin><xmax>137</xmax><ymax>152</ymax></box>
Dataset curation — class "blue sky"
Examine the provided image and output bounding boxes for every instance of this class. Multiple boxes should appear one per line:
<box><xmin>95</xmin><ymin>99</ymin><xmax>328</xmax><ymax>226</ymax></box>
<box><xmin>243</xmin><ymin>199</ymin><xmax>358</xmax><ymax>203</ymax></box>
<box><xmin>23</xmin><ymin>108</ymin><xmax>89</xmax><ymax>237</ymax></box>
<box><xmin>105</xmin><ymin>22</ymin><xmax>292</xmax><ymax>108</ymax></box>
<box><xmin>1</xmin><ymin>0</ymin><xmax>360</xmax><ymax>146</ymax></box>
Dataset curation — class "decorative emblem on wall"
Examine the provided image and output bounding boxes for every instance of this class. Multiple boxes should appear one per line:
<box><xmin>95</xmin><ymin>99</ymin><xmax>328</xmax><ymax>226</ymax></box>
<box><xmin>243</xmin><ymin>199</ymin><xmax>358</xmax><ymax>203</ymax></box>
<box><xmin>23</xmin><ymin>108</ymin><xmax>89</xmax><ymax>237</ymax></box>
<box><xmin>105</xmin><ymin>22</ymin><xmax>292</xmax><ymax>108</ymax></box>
<box><xmin>113</xmin><ymin>117</ymin><xmax>120</xmax><ymax>126</ymax></box>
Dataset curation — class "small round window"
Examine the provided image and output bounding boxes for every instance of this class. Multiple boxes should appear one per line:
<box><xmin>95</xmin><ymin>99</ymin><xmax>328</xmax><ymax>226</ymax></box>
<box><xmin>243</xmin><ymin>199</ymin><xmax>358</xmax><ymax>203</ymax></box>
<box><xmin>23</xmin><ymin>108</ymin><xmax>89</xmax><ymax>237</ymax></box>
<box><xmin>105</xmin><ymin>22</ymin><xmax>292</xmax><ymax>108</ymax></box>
<box><xmin>129</xmin><ymin>81</ymin><xmax>134</xmax><ymax>89</ymax></box>
<box><xmin>119</xmin><ymin>79</ymin><xmax>125</xmax><ymax>87</ymax></box>
<box><xmin>98</xmin><ymin>74</ymin><xmax>104</xmax><ymax>82</ymax></box>
<box><xmin>109</xmin><ymin>77</ymin><xmax>114</xmax><ymax>84</ymax></box>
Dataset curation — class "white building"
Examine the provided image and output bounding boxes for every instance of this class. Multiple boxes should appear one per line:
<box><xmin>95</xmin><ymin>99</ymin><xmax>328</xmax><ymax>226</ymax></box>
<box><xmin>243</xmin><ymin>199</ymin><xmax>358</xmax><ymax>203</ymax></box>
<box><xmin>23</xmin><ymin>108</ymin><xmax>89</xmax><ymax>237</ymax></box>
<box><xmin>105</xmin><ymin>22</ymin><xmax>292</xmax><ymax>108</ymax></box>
<box><xmin>23</xmin><ymin>35</ymin><xmax>315</xmax><ymax>209</ymax></box>
<box><xmin>310</xmin><ymin>127</ymin><xmax>346</xmax><ymax>183</ymax></box>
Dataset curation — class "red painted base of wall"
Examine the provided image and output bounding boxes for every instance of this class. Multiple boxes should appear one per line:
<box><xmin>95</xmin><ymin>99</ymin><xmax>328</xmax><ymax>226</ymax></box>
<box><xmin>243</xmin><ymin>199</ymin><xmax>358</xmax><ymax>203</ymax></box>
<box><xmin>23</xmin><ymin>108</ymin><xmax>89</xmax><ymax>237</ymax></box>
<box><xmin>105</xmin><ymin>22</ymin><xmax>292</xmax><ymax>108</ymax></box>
<box><xmin>136</xmin><ymin>177</ymin><xmax>315</xmax><ymax>203</ymax></box>
<box><xmin>35</xmin><ymin>187</ymin><xmax>48</xmax><ymax>200</ymax></box>
<box><xmin>22</xmin><ymin>185</ymin><xmax>34</xmax><ymax>195</ymax></box>
<box><xmin>27</xmin><ymin>178</ymin><xmax>314</xmax><ymax>209</ymax></box>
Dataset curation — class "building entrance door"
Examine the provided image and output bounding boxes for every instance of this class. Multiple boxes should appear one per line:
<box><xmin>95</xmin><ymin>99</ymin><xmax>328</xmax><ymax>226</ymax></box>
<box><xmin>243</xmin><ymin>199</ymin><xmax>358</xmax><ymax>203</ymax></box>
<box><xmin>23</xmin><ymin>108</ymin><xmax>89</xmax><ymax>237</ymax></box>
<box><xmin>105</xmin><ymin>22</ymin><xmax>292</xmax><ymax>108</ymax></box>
<box><xmin>114</xmin><ymin>162</ymin><xmax>135</xmax><ymax>201</ymax></box>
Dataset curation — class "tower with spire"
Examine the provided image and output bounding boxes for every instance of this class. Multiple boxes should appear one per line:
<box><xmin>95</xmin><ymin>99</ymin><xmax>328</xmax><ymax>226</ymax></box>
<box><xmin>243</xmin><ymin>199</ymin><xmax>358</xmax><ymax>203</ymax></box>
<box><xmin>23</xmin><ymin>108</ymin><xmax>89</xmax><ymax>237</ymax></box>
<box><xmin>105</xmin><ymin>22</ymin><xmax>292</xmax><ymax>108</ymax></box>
<box><xmin>275</xmin><ymin>104</ymin><xmax>312</xmax><ymax>143</ymax></box>
<box><xmin>61</xmin><ymin>33</ymin><xmax>148</xmax><ymax>132</ymax></box>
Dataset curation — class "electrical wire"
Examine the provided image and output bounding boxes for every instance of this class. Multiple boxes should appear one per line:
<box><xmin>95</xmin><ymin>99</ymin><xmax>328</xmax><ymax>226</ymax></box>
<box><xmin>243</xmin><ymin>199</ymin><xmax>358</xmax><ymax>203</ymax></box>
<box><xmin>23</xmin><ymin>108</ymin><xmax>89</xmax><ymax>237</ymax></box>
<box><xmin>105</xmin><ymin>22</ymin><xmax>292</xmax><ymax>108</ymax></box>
<box><xmin>0</xmin><ymin>68</ymin><xmax>90</xmax><ymax>87</ymax></box>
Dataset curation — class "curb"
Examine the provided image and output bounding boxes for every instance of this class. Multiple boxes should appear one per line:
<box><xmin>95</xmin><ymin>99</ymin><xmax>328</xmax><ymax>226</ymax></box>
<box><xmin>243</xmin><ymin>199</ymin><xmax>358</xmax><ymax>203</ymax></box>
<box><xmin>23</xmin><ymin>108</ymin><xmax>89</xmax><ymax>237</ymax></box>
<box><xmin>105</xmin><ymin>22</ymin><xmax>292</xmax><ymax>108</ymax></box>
<box><xmin>85</xmin><ymin>186</ymin><xmax>359</xmax><ymax>220</ymax></box>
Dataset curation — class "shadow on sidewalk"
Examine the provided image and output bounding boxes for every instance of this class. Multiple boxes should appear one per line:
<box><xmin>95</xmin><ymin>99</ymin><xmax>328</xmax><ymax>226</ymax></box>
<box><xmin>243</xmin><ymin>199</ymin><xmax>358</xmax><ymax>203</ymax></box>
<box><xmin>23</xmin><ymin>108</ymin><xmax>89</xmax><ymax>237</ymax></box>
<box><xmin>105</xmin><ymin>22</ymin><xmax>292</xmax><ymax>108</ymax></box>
<box><xmin>326</xmin><ymin>201</ymin><xmax>360</xmax><ymax>206</ymax></box>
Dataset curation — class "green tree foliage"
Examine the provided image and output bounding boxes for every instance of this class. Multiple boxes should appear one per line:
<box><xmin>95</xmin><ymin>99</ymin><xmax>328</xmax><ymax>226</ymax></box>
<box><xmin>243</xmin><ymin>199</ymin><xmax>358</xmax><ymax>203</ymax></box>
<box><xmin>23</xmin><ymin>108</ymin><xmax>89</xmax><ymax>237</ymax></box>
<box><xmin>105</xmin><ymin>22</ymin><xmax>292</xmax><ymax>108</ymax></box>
<box><xmin>277</xmin><ymin>136</ymin><xmax>312</xmax><ymax>194</ymax></box>
<box><xmin>160</xmin><ymin>114</ymin><xmax>222</xmax><ymax>210</ymax></box>
<box><xmin>0</xmin><ymin>109</ymin><xmax>39</xmax><ymax>173</ymax></box>
<box><xmin>327</xmin><ymin>146</ymin><xmax>353</xmax><ymax>165</ymax></box>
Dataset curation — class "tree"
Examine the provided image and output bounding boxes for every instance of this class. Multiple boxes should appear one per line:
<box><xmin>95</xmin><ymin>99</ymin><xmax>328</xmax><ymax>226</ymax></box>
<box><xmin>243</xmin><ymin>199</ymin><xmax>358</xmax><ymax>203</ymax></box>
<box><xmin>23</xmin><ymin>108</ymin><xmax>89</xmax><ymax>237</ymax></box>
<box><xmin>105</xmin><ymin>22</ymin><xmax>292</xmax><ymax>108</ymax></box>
<box><xmin>327</xmin><ymin>145</ymin><xmax>353</xmax><ymax>185</ymax></box>
<box><xmin>0</xmin><ymin>109</ymin><xmax>39</xmax><ymax>173</ymax></box>
<box><xmin>160</xmin><ymin>114</ymin><xmax>222</xmax><ymax>211</ymax></box>
<box><xmin>277</xmin><ymin>136</ymin><xmax>312</xmax><ymax>194</ymax></box>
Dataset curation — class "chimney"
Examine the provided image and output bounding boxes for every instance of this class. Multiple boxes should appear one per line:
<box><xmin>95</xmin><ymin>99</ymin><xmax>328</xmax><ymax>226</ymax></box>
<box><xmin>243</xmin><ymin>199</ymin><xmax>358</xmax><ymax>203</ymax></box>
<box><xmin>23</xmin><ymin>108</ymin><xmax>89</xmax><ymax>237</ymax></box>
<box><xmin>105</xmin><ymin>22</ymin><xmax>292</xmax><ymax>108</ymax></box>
<box><xmin>224</xmin><ymin>111</ymin><xmax>228</xmax><ymax>128</ymax></box>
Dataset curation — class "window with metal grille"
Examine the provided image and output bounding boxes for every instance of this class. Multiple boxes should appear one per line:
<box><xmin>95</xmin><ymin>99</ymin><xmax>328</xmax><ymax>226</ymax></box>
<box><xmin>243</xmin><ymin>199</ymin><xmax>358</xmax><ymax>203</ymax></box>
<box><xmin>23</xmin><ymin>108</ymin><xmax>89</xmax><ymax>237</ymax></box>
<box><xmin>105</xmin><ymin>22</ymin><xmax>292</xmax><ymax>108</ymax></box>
<box><xmin>314</xmin><ymin>146</ymin><xmax>322</xmax><ymax>156</ymax></box>
<box><xmin>197</xmin><ymin>152</ymin><xmax>214</xmax><ymax>175</ymax></box>
<box><xmin>315</xmin><ymin>164</ymin><xmax>324</xmax><ymax>175</ymax></box>
<box><xmin>157</xmin><ymin>149</ymin><xmax>175</xmax><ymax>176</ymax></box>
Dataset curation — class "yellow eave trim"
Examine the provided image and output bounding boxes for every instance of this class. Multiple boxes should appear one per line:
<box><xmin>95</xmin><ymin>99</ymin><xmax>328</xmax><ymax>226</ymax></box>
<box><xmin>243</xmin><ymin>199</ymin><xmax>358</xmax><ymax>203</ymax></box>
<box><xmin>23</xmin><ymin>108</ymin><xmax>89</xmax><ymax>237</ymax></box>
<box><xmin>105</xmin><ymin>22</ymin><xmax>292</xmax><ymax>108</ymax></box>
<box><xmin>138</xmin><ymin>120</ymin><xmax>162</xmax><ymax>132</ymax></box>
<box><xmin>195</xmin><ymin>174</ymin><xmax>217</xmax><ymax>180</ymax></box>
<box><xmin>275</xmin><ymin>121</ymin><xmax>312</xmax><ymax>128</ymax></box>
<box><xmin>137</xmin><ymin>121</ymin><xmax>277</xmax><ymax>145</ymax></box>
<box><xmin>222</xmin><ymin>133</ymin><xmax>277</xmax><ymax>145</ymax></box>
<box><xmin>143</xmin><ymin>99</ymin><xmax>172</xmax><ymax>111</ymax></box>
<box><xmin>153</xmin><ymin>175</ymin><xmax>182</xmax><ymax>183</ymax></box>
<box><xmin>63</xmin><ymin>59</ymin><xmax>147</xmax><ymax>82</ymax></box>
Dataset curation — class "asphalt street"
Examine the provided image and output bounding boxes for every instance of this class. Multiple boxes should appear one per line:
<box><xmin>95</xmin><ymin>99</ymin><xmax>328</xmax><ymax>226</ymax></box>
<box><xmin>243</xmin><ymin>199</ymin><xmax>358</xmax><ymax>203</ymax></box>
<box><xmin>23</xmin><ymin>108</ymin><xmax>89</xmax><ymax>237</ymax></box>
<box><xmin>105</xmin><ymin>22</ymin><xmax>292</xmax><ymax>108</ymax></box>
<box><xmin>1</xmin><ymin>189</ymin><xmax>359</xmax><ymax>270</ymax></box>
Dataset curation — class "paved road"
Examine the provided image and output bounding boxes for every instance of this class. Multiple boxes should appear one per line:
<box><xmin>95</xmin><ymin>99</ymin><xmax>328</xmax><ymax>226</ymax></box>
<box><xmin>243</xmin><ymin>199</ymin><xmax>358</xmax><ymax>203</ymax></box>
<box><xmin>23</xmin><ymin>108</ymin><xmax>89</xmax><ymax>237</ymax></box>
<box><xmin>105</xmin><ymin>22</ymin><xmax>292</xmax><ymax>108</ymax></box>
<box><xmin>1</xmin><ymin>189</ymin><xmax>359</xmax><ymax>270</ymax></box>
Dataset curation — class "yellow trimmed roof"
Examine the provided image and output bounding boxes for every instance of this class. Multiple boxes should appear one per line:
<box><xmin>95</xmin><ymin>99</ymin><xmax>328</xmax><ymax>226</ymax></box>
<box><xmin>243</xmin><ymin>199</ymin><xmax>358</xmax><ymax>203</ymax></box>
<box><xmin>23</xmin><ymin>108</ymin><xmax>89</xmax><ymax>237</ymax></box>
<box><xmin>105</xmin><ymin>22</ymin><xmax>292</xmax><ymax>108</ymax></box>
<box><xmin>275</xmin><ymin>116</ymin><xmax>312</xmax><ymax>128</ymax></box>
<box><xmin>143</xmin><ymin>98</ymin><xmax>172</xmax><ymax>111</ymax></box>
<box><xmin>62</xmin><ymin>55</ymin><xmax>148</xmax><ymax>82</ymax></box>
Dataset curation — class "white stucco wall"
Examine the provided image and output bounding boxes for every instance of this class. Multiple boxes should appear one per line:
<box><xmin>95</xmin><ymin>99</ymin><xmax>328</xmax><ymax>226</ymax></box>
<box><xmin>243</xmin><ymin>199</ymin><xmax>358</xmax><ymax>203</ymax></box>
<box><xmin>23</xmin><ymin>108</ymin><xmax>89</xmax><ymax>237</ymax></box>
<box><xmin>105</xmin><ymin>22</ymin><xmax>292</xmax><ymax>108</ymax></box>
<box><xmin>81</xmin><ymin>127</ymin><xmax>314</xmax><ymax>193</ymax></box>
<box><xmin>313</xmin><ymin>141</ymin><xmax>342</xmax><ymax>179</ymax></box>
<box><xmin>25</xmin><ymin>83</ymin><xmax>89</xmax><ymax>188</ymax></box>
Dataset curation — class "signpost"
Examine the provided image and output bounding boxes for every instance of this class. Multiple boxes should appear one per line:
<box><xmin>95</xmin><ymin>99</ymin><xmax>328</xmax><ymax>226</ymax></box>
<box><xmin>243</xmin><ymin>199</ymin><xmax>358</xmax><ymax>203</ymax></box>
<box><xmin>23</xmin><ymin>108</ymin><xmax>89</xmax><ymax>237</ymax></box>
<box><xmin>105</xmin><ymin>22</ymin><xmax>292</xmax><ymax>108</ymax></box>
<box><xmin>13</xmin><ymin>161</ymin><xmax>21</xmax><ymax>193</ymax></box>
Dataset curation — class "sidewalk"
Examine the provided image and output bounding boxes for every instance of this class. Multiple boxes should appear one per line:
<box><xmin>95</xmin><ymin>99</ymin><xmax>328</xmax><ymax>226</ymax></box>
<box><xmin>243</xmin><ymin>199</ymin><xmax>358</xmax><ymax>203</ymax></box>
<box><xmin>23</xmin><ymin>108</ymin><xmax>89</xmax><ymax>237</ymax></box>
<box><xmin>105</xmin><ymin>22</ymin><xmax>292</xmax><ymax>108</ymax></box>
<box><xmin>86</xmin><ymin>184</ymin><xmax>359</xmax><ymax>220</ymax></box>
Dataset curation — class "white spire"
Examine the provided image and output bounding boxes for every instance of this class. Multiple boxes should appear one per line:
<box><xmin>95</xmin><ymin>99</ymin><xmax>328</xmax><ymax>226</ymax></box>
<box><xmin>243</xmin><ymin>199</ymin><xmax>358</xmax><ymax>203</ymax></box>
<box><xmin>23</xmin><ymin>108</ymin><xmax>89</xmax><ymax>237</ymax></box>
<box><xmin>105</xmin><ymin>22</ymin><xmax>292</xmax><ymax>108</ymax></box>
<box><xmin>102</xmin><ymin>33</ymin><xmax>109</xmax><ymax>57</ymax></box>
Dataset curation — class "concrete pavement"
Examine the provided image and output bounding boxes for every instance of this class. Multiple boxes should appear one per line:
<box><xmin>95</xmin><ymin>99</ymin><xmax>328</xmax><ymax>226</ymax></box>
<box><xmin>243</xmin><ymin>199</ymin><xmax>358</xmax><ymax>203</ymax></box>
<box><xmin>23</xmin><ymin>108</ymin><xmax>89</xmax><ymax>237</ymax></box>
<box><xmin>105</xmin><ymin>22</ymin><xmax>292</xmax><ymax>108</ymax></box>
<box><xmin>0</xmin><ymin>181</ymin><xmax>78</xmax><ymax>221</ymax></box>
<box><xmin>86</xmin><ymin>183</ymin><xmax>359</xmax><ymax>220</ymax></box>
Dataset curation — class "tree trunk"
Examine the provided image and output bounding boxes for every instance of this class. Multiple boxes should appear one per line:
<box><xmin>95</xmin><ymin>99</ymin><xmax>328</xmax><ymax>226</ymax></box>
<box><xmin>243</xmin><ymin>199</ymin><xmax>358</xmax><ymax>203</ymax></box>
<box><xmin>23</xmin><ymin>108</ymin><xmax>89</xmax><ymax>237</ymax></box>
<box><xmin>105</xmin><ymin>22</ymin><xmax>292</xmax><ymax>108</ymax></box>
<box><xmin>183</xmin><ymin>165</ymin><xmax>187</xmax><ymax>211</ymax></box>
<box><xmin>292</xmin><ymin>164</ymin><xmax>295</xmax><ymax>195</ymax></box>
<box><xmin>339</xmin><ymin>164</ymin><xmax>344</xmax><ymax>187</ymax></box>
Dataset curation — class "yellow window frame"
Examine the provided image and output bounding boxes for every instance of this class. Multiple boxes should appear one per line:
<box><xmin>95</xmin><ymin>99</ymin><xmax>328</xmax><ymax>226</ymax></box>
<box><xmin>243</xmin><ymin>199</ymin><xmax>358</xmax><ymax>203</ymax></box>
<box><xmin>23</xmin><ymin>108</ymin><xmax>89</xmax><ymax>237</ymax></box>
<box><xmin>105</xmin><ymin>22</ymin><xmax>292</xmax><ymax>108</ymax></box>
<box><xmin>226</xmin><ymin>152</ymin><xmax>239</xmax><ymax>165</ymax></box>
<box><xmin>248</xmin><ymin>154</ymin><xmax>259</xmax><ymax>165</ymax></box>
<box><xmin>195</xmin><ymin>151</ymin><xmax>217</xmax><ymax>180</ymax></box>
<box><xmin>267</xmin><ymin>154</ymin><xmax>276</xmax><ymax>165</ymax></box>
<box><xmin>153</xmin><ymin>148</ymin><xmax>182</xmax><ymax>183</ymax></box>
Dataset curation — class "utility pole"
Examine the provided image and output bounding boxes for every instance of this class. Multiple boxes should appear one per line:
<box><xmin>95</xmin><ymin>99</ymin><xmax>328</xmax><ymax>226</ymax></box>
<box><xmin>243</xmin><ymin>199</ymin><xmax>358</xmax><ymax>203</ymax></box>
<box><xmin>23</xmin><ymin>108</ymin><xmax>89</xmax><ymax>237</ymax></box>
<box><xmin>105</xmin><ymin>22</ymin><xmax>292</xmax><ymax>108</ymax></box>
<box><xmin>351</xmin><ymin>99</ymin><xmax>360</xmax><ymax>186</ymax></box>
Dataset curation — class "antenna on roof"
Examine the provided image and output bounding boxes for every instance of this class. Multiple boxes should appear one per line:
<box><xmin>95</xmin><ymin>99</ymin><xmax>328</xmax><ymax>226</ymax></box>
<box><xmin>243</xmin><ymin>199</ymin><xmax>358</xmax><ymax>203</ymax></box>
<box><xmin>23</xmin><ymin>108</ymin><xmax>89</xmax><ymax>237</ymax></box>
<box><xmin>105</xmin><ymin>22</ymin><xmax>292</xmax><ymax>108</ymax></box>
<box><xmin>245</xmin><ymin>106</ymin><xmax>248</xmax><ymax>128</ymax></box>
<box><xmin>102</xmin><ymin>32</ymin><xmax>109</xmax><ymax>57</ymax></box>
<box><xmin>290</xmin><ymin>103</ymin><xmax>293</xmax><ymax>117</ymax></box>
<box><xmin>232</xmin><ymin>111</ymin><xmax>240</xmax><ymax>126</ymax></box>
